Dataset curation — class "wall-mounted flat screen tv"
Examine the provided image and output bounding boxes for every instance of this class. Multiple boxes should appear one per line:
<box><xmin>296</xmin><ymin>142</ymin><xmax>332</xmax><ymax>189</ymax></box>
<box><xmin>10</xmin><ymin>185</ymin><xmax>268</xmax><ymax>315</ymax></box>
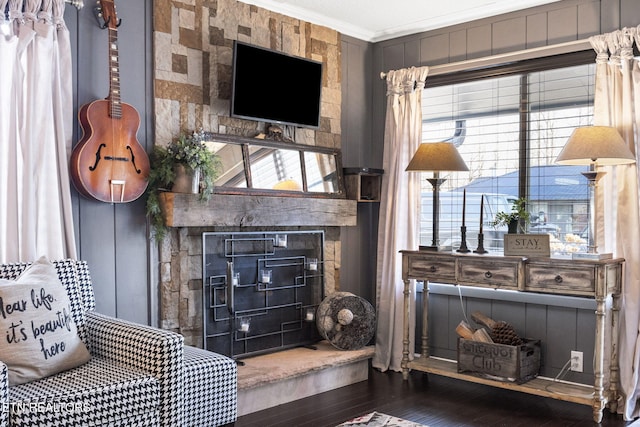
<box><xmin>231</xmin><ymin>41</ymin><xmax>323</xmax><ymax>129</ymax></box>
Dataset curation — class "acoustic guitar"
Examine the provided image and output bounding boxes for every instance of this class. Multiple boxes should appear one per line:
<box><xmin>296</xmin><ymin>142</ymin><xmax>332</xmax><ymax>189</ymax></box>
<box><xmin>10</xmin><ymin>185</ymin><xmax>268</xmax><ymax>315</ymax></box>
<box><xmin>70</xmin><ymin>0</ymin><xmax>149</xmax><ymax>203</ymax></box>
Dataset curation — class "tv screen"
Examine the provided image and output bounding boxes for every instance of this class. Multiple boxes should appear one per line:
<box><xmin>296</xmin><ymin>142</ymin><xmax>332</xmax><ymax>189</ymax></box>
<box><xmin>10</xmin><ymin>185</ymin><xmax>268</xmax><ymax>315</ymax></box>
<box><xmin>231</xmin><ymin>41</ymin><xmax>323</xmax><ymax>129</ymax></box>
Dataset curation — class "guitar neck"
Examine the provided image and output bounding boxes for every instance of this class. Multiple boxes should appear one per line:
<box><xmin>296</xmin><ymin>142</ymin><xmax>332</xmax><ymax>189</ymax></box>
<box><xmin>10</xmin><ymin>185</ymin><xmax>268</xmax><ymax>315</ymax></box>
<box><xmin>107</xmin><ymin>26</ymin><xmax>122</xmax><ymax>119</ymax></box>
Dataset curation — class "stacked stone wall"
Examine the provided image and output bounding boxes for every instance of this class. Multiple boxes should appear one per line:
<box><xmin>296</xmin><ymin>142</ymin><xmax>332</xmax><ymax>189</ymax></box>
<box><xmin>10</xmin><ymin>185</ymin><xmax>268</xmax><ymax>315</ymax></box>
<box><xmin>153</xmin><ymin>0</ymin><xmax>341</xmax><ymax>147</ymax></box>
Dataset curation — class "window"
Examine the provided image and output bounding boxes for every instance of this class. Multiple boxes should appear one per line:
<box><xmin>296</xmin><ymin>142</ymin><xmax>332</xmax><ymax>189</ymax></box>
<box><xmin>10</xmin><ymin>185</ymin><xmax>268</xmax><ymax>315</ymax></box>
<box><xmin>420</xmin><ymin>56</ymin><xmax>595</xmax><ymax>254</ymax></box>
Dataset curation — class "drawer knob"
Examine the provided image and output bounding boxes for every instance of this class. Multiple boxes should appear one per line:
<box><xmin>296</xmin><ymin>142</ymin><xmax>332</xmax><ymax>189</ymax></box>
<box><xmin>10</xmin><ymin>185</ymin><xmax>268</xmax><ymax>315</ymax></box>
<box><xmin>429</xmin><ymin>266</ymin><xmax>437</xmax><ymax>273</ymax></box>
<box><xmin>555</xmin><ymin>275</ymin><xmax>563</xmax><ymax>283</ymax></box>
<box><xmin>484</xmin><ymin>271</ymin><xmax>493</xmax><ymax>279</ymax></box>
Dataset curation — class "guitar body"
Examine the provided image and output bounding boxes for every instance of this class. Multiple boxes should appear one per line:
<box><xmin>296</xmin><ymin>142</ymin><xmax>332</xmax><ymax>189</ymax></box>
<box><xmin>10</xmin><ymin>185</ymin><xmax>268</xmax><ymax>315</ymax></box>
<box><xmin>70</xmin><ymin>99</ymin><xmax>149</xmax><ymax>203</ymax></box>
<box><xmin>69</xmin><ymin>0</ymin><xmax>149</xmax><ymax>203</ymax></box>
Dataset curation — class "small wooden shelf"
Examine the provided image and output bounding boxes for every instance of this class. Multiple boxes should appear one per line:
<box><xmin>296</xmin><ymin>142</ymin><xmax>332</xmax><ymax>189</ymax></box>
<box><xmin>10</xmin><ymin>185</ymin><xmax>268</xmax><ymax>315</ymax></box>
<box><xmin>409</xmin><ymin>357</ymin><xmax>595</xmax><ymax>406</ymax></box>
<box><xmin>343</xmin><ymin>167</ymin><xmax>383</xmax><ymax>202</ymax></box>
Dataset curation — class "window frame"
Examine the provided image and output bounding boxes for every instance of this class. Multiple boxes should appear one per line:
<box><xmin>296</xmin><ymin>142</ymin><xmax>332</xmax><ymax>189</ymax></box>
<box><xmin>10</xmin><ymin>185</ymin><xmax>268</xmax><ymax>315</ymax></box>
<box><xmin>418</xmin><ymin>50</ymin><xmax>596</xmax><ymax>251</ymax></box>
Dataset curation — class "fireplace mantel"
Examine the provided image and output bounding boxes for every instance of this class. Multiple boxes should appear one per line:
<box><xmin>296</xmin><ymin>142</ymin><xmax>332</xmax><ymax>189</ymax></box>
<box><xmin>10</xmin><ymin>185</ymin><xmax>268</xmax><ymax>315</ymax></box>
<box><xmin>159</xmin><ymin>192</ymin><xmax>358</xmax><ymax>228</ymax></box>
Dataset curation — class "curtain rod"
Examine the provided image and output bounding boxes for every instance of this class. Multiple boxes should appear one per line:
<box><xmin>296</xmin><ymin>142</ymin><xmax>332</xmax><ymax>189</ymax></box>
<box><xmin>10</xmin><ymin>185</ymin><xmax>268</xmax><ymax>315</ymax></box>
<box><xmin>380</xmin><ymin>38</ymin><xmax>591</xmax><ymax>79</ymax></box>
<box><xmin>65</xmin><ymin>0</ymin><xmax>84</xmax><ymax>9</ymax></box>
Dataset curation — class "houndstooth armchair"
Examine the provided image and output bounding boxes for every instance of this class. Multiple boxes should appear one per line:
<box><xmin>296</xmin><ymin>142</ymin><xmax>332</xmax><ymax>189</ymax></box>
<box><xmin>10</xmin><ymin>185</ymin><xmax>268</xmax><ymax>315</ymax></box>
<box><xmin>0</xmin><ymin>259</ymin><xmax>237</xmax><ymax>427</ymax></box>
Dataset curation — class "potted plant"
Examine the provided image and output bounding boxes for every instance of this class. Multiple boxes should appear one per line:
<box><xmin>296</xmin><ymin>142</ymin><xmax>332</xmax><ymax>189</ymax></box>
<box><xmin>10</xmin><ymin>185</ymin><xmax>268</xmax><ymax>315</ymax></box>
<box><xmin>146</xmin><ymin>129</ymin><xmax>221</xmax><ymax>239</ymax></box>
<box><xmin>490</xmin><ymin>197</ymin><xmax>530</xmax><ymax>234</ymax></box>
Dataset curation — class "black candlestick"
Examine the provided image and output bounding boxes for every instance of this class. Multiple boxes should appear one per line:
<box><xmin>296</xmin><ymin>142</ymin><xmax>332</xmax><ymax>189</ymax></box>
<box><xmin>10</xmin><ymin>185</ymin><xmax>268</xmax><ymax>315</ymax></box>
<box><xmin>474</xmin><ymin>233</ymin><xmax>488</xmax><ymax>254</ymax></box>
<box><xmin>457</xmin><ymin>226</ymin><xmax>470</xmax><ymax>253</ymax></box>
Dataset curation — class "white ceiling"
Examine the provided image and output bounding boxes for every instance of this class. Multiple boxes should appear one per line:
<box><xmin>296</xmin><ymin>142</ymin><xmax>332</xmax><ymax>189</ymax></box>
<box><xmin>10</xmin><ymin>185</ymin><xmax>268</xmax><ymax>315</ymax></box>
<box><xmin>240</xmin><ymin>0</ymin><xmax>562</xmax><ymax>42</ymax></box>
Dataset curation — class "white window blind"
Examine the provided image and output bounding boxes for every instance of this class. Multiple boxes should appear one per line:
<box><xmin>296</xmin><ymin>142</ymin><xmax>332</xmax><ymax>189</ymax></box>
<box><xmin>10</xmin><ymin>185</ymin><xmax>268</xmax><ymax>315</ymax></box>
<box><xmin>420</xmin><ymin>62</ymin><xmax>595</xmax><ymax>254</ymax></box>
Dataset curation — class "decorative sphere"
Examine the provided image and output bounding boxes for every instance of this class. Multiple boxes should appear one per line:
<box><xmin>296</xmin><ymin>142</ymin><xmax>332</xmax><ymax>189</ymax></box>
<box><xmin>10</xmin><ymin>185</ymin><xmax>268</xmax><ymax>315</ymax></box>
<box><xmin>337</xmin><ymin>308</ymin><xmax>354</xmax><ymax>325</ymax></box>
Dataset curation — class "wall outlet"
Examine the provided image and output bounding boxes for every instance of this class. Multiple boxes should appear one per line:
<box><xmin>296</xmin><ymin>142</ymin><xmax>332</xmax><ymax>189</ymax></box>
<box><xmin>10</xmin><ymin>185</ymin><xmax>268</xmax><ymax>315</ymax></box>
<box><xmin>571</xmin><ymin>350</ymin><xmax>583</xmax><ymax>372</ymax></box>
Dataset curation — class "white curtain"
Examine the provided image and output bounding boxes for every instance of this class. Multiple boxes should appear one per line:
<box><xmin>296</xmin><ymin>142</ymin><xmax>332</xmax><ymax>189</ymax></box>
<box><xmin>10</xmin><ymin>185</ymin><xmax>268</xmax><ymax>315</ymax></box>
<box><xmin>590</xmin><ymin>27</ymin><xmax>640</xmax><ymax>420</ymax></box>
<box><xmin>373</xmin><ymin>66</ymin><xmax>429</xmax><ymax>372</ymax></box>
<box><xmin>0</xmin><ymin>0</ymin><xmax>76</xmax><ymax>262</ymax></box>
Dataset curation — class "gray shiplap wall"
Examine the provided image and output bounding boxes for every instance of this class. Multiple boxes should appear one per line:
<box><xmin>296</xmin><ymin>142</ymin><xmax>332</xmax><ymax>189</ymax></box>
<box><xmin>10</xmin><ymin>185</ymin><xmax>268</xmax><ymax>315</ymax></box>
<box><xmin>339</xmin><ymin>0</ymin><xmax>640</xmax><ymax>383</ymax></box>
<box><xmin>66</xmin><ymin>0</ymin><xmax>154</xmax><ymax>324</ymax></box>
<box><xmin>340</xmin><ymin>35</ymin><xmax>378</xmax><ymax>304</ymax></box>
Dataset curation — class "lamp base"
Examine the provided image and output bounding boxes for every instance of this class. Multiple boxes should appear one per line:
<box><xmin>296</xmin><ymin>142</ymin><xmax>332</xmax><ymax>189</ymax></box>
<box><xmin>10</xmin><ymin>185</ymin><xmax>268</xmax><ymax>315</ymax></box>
<box><xmin>571</xmin><ymin>252</ymin><xmax>613</xmax><ymax>260</ymax></box>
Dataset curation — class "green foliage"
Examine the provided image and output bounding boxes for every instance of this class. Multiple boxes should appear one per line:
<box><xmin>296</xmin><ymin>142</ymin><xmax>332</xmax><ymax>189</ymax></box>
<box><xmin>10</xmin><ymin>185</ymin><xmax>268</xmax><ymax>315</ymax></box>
<box><xmin>146</xmin><ymin>130</ymin><xmax>221</xmax><ymax>240</ymax></box>
<box><xmin>489</xmin><ymin>197</ymin><xmax>530</xmax><ymax>233</ymax></box>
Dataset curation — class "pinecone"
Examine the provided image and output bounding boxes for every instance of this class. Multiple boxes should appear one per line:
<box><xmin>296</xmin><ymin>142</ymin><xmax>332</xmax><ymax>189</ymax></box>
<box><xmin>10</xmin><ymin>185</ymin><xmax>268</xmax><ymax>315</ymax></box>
<box><xmin>471</xmin><ymin>311</ymin><xmax>524</xmax><ymax>346</ymax></box>
<box><xmin>490</xmin><ymin>321</ymin><xmax>523</xmax><ymax>346</ymax></box>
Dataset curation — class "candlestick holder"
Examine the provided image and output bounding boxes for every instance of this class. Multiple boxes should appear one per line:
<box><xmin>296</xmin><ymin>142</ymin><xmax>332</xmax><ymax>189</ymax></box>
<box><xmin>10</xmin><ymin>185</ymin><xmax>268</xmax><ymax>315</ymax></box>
<box><xmin>457</xmin><ymin>226</ymin><xmax>470</xmax><ymax>253</ymax></box>
<box><xmin>474</xmin><ymin>233</ymin><xmax>488</xmax><ymax>254</ymax></box>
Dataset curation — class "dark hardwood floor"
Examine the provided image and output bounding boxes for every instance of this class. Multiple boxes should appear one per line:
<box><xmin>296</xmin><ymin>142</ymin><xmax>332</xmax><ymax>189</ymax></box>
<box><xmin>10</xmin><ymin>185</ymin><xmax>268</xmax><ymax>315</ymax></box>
<box><xmin>235</xmin><ymin>367</ymin><xmax>634</xmax><ymax>427</ymax></box>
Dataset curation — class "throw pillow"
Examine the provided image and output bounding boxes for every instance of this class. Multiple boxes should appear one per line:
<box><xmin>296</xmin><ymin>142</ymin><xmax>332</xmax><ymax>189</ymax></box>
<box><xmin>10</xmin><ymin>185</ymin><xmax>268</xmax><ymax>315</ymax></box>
<box><xmin>0</xmin><ymin>256</ymin><xmax>91</xmax><ymax>385</ymax></box>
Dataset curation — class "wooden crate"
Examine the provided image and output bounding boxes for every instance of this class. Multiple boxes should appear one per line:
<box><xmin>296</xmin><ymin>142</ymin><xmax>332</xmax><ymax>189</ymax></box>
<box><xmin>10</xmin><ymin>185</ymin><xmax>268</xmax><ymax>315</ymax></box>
<box><xmin>457</xmin><ymin>338</ymin><xmax>540</xmax><ymax>384</ymax></box>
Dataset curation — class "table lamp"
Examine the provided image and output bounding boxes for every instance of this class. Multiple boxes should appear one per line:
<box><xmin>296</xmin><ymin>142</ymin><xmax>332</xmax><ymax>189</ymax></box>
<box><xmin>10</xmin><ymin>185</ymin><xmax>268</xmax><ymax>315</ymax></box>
<box><xmin>555</xmin><ymin>126</ymin><xmax>635</xmax><ymax>259</ymax></box>
<box><xmin>406</xmin><ymin>142</ymin><xmax>469</xmax><ymax>251</ymax></box>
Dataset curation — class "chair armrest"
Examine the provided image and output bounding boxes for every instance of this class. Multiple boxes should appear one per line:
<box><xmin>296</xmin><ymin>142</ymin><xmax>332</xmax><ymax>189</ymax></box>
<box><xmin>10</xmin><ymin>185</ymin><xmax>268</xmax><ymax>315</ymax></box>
<box><xmin>85</xmin><ymin>312</ymin><xmax>184</xmax><ymax>427</ymax></box>
<box><xmin>0</xmin><ymin>361</ymin><xmax>7</xmax><ymax>427</ymax></box>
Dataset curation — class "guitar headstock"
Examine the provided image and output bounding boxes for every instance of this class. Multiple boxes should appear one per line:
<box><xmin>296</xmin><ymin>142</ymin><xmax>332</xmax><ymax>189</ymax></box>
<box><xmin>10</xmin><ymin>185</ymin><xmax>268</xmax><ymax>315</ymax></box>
<box><xmin>96</xmin><ymin>0</ymin><xmax>119</xmax><ymax>30</ymax></box>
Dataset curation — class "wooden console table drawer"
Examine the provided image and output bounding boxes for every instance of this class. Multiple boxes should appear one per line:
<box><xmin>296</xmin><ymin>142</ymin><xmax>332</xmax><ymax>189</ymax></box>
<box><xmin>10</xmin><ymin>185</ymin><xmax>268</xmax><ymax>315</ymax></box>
<box><xmin>525</xmin><ymin>263</ymin><xmax>595</xmax><ymax>296</ymax></box>
<box><xmin>457</xmin><ymin>258</ymin><xmax>521</xmax><ymax>290</ymax></box>
<box><xmin>406</xmin><ymin>254</ymin><xmax>455</xmax><ymax>281</ymax></box>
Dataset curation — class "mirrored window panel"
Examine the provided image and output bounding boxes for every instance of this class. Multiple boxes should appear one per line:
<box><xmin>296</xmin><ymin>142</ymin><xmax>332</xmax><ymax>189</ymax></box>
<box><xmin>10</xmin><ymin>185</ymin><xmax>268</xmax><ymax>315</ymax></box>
<box><xmin>202</xmin><ymin>132</ymin><xmax>344</xmax><ymax>197</ymax></box>
<box><xmin>249</xmin><ymin>146</ymin><xmax>304</xmax><ymax>191</ymax></box>
<box><xmin>206</xmin><ymin>141</ymin><xmax>247</xmax><ymax>188</ymax></box>
<box><xmin>304</xmin><ymin>151</ymin><xmax>338</xmax><ymax>193</ymax></box>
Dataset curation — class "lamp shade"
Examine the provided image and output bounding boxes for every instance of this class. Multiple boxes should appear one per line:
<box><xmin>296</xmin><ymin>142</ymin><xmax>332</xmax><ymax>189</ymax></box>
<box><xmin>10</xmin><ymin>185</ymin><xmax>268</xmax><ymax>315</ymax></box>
<box><xmin>555</xmin><ymin>126</ymin><xmax>635</xmax><ymax>166</ymax></box>
<box><xmin>406</xmin><ymin>142</ymin><xmax>469</xmax><ymax>172</ymax></box>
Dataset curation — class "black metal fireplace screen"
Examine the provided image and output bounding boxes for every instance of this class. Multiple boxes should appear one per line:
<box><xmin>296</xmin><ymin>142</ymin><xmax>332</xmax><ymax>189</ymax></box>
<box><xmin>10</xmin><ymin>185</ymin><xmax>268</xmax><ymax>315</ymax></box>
<box><xmin>202</xmin><ymin>231</ymin><xmax>324</xmax><ymax>359</ymax></box>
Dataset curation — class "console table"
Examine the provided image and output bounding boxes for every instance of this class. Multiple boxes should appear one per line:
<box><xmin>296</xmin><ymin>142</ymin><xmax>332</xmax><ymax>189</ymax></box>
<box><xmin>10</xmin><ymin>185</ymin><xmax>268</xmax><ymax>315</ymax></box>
<box><xmin>400</xmin><ymin>250</ymin><xmax>623</xmax><ymax>423</ymax></box>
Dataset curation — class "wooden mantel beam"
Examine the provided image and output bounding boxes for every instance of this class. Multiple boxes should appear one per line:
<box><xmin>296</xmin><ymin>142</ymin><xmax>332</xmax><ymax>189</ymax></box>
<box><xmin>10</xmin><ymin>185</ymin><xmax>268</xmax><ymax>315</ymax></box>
<box><xmin>159</xmin><ymin>192</ymin><xmax>358</xmax><ymax>228</ymax></box>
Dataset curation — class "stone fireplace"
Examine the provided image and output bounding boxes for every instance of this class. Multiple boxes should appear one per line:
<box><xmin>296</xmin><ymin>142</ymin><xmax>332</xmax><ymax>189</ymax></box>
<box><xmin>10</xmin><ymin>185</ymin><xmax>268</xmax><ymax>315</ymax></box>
<box><xmin>158</xmin><ymin>193</ymin><xmax>356</xmax><ymax>348</ymax></box>
<box><xmin>150</xmin><ymin>2</ymin><xmax>374</xmax><ymax>414</ymax></box>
